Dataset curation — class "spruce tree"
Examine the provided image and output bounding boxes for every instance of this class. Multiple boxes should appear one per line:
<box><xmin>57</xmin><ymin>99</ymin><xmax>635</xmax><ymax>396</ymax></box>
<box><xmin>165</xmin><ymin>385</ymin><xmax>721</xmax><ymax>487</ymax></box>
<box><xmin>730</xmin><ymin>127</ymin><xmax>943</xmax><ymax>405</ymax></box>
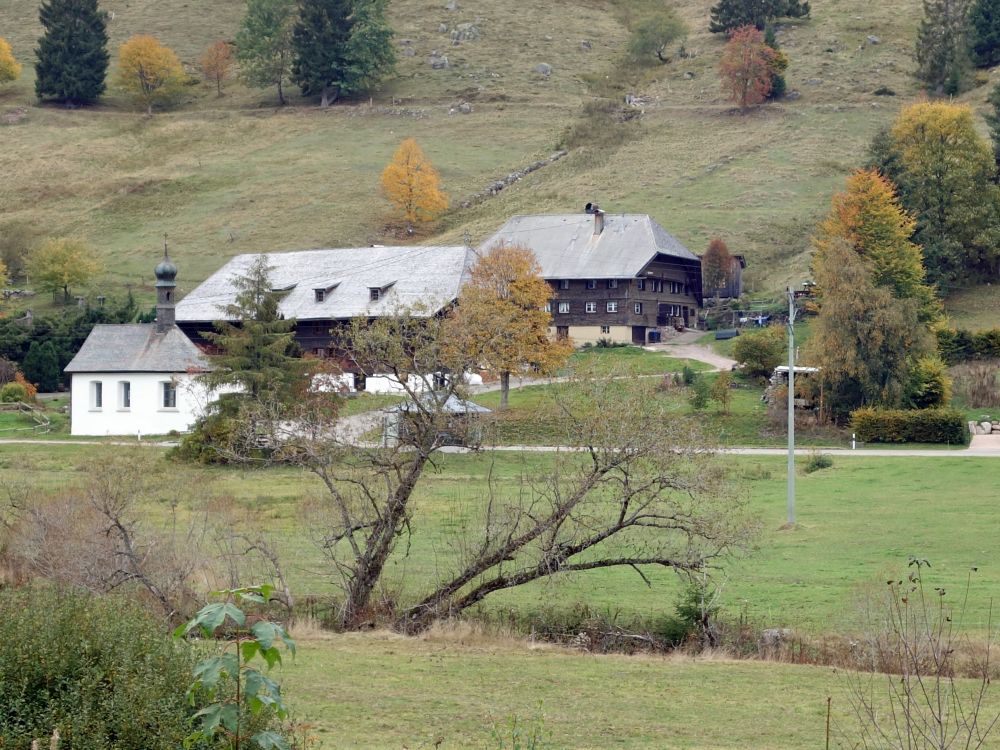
<box><xmin>34</xmin><ymin>0</ymin><xmax>109</xmax><ymax>104</ymax></box>
<box><xmin>291</xmin><ymin>0</ymin><xmax>395</xmax><ymax>106</ymax></box>
<box><xmin>915</xmin><ymin>0</ymin><xmax>972</xmax><ymax>95</ymax></box>
<box><xmin>21</xmin><ymin>340</ymin><xmax>61</xmax><ymax>393</ymax></box>
<box><xmin>709</xmin><ymin>0</ymin><xmax>809</xmax><ymax>34</ymax></box>
<box><xmin>984</xmin><ymin>80</ymin><xmax>1000</xmax><ymax>173</ymax></box>
<box><xmin>969</xmin><ymin>0</ymin><xmax>1000</xmax><ymax>66</ymax></box>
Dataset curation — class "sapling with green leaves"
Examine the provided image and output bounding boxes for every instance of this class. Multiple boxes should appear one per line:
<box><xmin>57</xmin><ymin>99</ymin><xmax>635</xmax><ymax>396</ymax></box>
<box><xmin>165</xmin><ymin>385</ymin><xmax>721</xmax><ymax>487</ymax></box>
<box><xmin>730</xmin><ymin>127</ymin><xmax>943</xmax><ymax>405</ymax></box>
<box><xmin>175</xmin><ymin>585</ymin><xmax>295</xmax><ymax>750</ymax></box>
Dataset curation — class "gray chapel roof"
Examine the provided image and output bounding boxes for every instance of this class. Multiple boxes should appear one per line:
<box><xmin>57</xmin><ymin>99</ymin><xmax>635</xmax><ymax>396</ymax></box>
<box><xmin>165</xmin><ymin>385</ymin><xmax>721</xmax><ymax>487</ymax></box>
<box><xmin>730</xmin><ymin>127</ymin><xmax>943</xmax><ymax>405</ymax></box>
<box><xmin>176</xmin><ymin>245</ymin><xmax>474</xmax><ymax>323</ymax></box>
<box><xmin>64</xmin><ymin>325</ymin><xmax>210</xmax><ymax>374</ymax></box>
<box><xmin>479</xmin><ymin>214</ymin><xmax>699</xmax><ymax>279</ymax></box>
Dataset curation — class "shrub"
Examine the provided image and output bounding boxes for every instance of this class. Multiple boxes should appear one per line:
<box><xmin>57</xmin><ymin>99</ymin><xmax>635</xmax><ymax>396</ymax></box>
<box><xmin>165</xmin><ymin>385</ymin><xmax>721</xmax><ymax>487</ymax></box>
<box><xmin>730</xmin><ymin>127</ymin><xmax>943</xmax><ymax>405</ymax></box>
<box><xmin>937</xmin><ymin>327</ymin><xmax>1000</xmax><ymax>364</ymax></box>
<box><xmin>804</xmin><ymin>451</ymin><xmax>833</xmax><ymax>473</ymax></box>
<box><xmin>851</xmin><ymin>407</ymin><xmax>967</xmax><ymax>444</ymax></box>
<box><xmin>906</xmin><ymin>355</ymin><xmax>952</xmax><ymax>408</ymax></box>
<box><xmin>0</xmin><ymin>586</ymin><xmax>197</xmax><ymax>750</ymax></box>
<box><xmin>951</xmin><ymin>360</ymin><xmax>1000</xmax><ymax>407</ymax></box>
<box><xmin>0</xmin><ymin>381</ymin><xmax>27</xmax><ymax>402</ymax></box>
<box><xmin>688</xmin><ymin>375</ymin><xmax>711</xmax><ymax>410</ymax></box>
<box><xmin>732</xmin><ymin>325</ymin><xmax>785</xmax><ymax>379</ymax></box>
<box><xmin>710</xmin><ymin>370</ymin><xmax>733</xmax><ymax>414</ymax></box>
<box><xmin>681</xmin><ymin>364</ymin><xmax>697</xmax><ymax>386</ymax></box>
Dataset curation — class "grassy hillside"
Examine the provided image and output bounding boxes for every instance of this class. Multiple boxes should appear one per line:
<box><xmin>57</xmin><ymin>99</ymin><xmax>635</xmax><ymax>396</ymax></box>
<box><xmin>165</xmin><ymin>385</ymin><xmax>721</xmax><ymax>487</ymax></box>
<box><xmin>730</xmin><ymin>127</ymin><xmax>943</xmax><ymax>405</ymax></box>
<box><xmin>1</xmin><ymin>0</ymin><xmax>993</xmax><ymax>317</ymax></box>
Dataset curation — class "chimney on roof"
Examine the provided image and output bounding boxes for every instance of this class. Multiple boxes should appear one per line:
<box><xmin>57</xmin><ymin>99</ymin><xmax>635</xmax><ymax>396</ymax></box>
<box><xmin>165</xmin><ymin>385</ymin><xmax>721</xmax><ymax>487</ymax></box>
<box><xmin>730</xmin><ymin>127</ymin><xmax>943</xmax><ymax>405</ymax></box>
<box><xmin>585</xmin><ymin>202</ymin><xmax>605</xmax><ymax>235</ymax></box>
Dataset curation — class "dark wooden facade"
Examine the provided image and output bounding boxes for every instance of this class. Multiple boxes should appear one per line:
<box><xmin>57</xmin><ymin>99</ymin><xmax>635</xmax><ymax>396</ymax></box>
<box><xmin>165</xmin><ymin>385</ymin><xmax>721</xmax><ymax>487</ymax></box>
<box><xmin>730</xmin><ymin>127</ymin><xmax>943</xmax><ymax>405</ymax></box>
<box><xmin>545</xmin><ymin>255</ymin><xmax>702</xmax><ymax>344</ymax></box>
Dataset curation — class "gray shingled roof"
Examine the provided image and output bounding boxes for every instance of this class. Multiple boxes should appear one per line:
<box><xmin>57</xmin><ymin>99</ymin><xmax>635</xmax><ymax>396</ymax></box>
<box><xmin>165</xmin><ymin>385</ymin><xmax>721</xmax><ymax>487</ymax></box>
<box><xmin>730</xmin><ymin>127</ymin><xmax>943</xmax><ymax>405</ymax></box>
<box><xmin>176</xmin><ymin>246</ymin><xmax>474</xmax><ymax>323</ymax></box>
<box><xmin>479</xmin><ymin>214</ymin><xmax>698</xmax><ymax>279</ymax></box>
<box><xmin>64</xmin><ymin>325</ymin><xmax>211</xmax><ymax>373</ymax></box>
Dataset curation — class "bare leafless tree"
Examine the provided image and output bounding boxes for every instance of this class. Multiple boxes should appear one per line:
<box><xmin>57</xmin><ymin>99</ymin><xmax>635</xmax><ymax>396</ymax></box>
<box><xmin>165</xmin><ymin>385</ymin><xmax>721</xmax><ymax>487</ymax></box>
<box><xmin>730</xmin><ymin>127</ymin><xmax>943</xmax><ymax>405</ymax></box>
<box><xmin>842</xmin><ymin>558</ymin><xmax>1000</xmax><ymax>749</ymax></box>
<box><xmin>242</xmin><ymin>311</ymin><xmax>757</xmax><ymax>632</ymax></box>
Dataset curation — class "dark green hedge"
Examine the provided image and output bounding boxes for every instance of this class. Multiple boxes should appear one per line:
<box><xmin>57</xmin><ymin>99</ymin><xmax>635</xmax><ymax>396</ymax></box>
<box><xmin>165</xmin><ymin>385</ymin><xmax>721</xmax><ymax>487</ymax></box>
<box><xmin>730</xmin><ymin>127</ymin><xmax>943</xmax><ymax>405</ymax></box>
<box><xmin>851</xmin><ymin>407</ymin><xmax>968</xmax><ymax>444</ymax></box>
<box><xmin>937</xmin><ymin>328</ymin><xmax>1000</xmax><ymax>365</ymax></box>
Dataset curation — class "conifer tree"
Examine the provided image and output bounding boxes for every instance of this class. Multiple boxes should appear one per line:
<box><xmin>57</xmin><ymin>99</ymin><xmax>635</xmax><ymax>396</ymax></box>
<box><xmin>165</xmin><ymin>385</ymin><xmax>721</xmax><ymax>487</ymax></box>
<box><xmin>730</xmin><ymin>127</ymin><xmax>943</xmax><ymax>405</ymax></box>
<box><xmin>708</xmin><ymin>0</ymin><xmax>809</xmax><ymax>34</ymax></box>
<box><xmin>201</xmin><ymin>255</ymin><xmax>303</xmax><ymax>401</ymax></box>
<box><xmin>21</xmin><ymin>340</ymin><xmax>61</xmax><ymax>393</ymax></box>
<box><xmin>915</xmin><ymin>0</ymin><xmax>972</xmax><ymax>95</ymax></box>
<box><xmin>34</xmin><ymin>0</ymin><xmax>109</xmax><ymax>104</ymax></box>
<box><xmin>985</xmin><ymin>80</ymin><xmax>1000</xmax><ymax>172</ymax></box>
<box><xmin>291</xmin><ymin>0</ymin><xmax>394</xmax><ymax>106</ymax></box>
<box><xmin>969</xmin><ymin>0</ymin><xmax>1000</xmax><ymax>67</ymax></box>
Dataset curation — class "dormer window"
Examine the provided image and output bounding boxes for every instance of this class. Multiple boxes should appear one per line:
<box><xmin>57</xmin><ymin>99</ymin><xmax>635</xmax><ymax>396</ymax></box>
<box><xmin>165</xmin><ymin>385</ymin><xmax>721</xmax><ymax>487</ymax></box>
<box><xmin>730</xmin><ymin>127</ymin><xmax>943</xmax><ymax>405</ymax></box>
<box><xmin>314</xmin><ymin>289</ymin><xmax>326</xmax><ymax>302</ymax></box>
<box><xmin>369</xmin><ymin>287</ymin><xmax>381</xmax><ymax>301</ymax></box>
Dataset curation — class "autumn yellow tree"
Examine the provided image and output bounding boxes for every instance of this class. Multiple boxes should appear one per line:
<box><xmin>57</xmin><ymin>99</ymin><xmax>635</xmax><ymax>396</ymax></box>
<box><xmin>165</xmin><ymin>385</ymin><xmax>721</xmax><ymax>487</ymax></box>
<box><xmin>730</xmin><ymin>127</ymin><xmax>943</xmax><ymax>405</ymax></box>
<box><xmin>116</xmin><ymin>35</ymin><xmax>186</xmax><ymax>115</ymax></box>
<box><xmin>200</xmin><ymin>40</ymin><xmax>233</xmax><ymax>96</ymax></box>
<box><xmin>448</xmin><ymin>243</ymin><xmax>573</xmax><ymax>409</ymax></box>
<box><xmin>0</xmin><ymin>38</ymin><xmax>22</xmax><ymax>84</ymax></box>
<box><xmin>814</xmin><ymin>169</ymin><xmax>941</xmax><ymax>322</ymax></box>
<box><xmin>26</xmin><ymin>237</ymin><xmax>101</xmax><ymax>303</ymax></box>
<box><xmin>380</xmin><ymin>138</ymin><xmax>449</xmax><ymax>226</ymax></box>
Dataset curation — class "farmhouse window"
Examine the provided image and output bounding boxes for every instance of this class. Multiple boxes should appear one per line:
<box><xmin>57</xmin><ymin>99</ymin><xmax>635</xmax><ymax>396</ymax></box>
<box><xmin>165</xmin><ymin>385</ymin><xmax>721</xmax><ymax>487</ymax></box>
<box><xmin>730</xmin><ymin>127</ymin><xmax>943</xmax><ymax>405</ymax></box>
<box><xmin>543</xmin><ymin>302</ymin><xmax>552</xmax><ymax>313</ymax></box>
<box><xmin>369</xmin><ymin>288</ymin><xmax>381</xmax><ymax>301</ymax></box>
<box><xmin>634</xmin><ymin>302</ymin><xmax>643</xmax><ymax>314</ymax></box>
<box><xmin>162</xmin><ymin>381</ymin><xmax>177</xmax><ymax>409</ymax></box>
<box><xmin>600</xmin><ymin>326</ymin><xmax>611</xmax><ymax>334</ymax></box>
<box><xmin>607</xmin><ymin>301</ymin><xmax>618</xmax><ymax>313</ymax></box>
<box><xmin>558</xmin><ymin>302</ymin><xmax>570</xmax><ymax>314</ymax></box>
<box><xmin>91</xmin><ymin>381</ymin><xmax>103</xmax><ymax>409</ymax></box>
<box><xmin>586</xmin><ymin>280</ymin><xmax>597</xmax><ymax>289</ymax></box>
<box><xmin>585</xmin><ymin>302</ymin><xmax>597</xmax><ymax>313</ymax></box>
<box><xmin>559</xmin><ymin>280</ymin><xmax>570</xmax><ymax>290</ymax></box>
<box><xmin>119</xmin><ymin>381</ymin><xmax>131</xmax><ymax>410</ymax></box>
<box><xmin>314</xmin><ymin>289</ymin><xmax>326</xmax><ymax>302</ymax></box>
<box><xmin>636</xmin><ymin>279</ymin><xmax>645</xmax><ymax>291</ymax></box>
<box><xmin>608</xmin><ymin>279</ymin><xmax>618</xmax><ymax>289</ymax></box>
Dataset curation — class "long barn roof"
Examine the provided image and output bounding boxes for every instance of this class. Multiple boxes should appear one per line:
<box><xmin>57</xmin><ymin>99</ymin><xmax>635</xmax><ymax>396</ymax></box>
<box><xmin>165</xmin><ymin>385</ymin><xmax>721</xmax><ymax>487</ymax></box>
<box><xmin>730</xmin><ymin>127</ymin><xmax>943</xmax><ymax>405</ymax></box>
<box><xmin>176</xmin><ymin>245</ymin><xmax>474</xmax><ymax>323</ymax></box>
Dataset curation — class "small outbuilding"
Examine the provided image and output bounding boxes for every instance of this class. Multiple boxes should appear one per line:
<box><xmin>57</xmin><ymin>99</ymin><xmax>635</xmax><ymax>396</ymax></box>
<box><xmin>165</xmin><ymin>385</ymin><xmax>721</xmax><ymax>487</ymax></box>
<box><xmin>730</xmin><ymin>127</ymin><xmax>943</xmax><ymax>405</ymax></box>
<box><xmin>382</xmin><ymin>394</ymin><xmax>491</xmax><ymax>448</ymax></box>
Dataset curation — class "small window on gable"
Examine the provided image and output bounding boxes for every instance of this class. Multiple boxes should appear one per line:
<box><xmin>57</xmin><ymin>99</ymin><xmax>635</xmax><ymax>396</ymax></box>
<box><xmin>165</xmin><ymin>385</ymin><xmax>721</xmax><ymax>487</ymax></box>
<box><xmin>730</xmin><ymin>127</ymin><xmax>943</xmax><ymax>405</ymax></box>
<box><xmin>91</xmin><ymin>381</ymin><xmax>103</xmax><ymax>409</ymax></box>
<box><xmin>315</xmin><ymin>289</ymin><xmax>326</xmax><ymax>303</ymax></box>
<box><xmin>162</xmin><ymin>381</ymin><xmax>177</xmax><ymax>409</ymax></box>
<box><xmin>608</xmin><ymin>279</ymin><xmax>618</xmax><ymax>289</ymax></box>
<box><xmin>369</xmin><ymin>287</ymin><xmax>381</xmax><ymax>302</ymax></box>
<box><xmin>119</xmin><ymin>381</ymin><xmax>131</xmax><ymax>410</ymax></box>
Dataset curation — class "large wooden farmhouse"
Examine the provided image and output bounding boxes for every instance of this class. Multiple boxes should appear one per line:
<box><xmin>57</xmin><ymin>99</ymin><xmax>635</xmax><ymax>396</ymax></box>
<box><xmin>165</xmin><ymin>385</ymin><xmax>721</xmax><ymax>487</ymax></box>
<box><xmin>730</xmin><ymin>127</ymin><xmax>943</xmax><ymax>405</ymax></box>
<box><xmin>480</xmin><ymin>207</ymin><xmax>703</xmax><ymax>345</ymax></box>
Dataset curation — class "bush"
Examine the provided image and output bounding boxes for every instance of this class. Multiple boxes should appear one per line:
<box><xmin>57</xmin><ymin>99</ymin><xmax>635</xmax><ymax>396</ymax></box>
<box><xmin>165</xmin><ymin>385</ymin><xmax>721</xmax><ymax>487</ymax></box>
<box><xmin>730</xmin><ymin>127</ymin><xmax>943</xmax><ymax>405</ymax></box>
<box><xmin>0</xmin><ymin>587</ymin><xmax>198</xmax><ymax>750</ymax></box>
<box><xmin>688</xmin><ymin>375</ymin><xmax>711</xmax><ymax>410</ymax></box>
<box><xmin>681</xmin><ymin>364</ymin><xmax>697</xmax><ymax>386</ymax></box>
<box><xmin>804</xmin><ymin>451</ymin><xmax>833</xmax><ymax>473</ymax></box>
<box><xmin>951</xmin><ymin>360</ymin><xmax>1000</xmax><ymax>407</ymax></box>
<box><xmin>732</xmin><ymin>325</ymin><xmax>785</xmax><ymax>379</ymax></box>
<box><xmin>851</xmin><ymin>407</ymin><xmax>967</xmax><ymax>444</ymax></box>
<box><xmin>0</xmin><ymin>381</ymin><xmax>27</xmax><ymax>402</ymax></box>
<box><xmin>937</xmin><ymin>327</ymin><xmax>1000</xmax><ymax>364</ymax></box>
<box><xmin>906</xmin><ymin>355</ymin><xmax>952</xmax><ymax>408</ymax></box>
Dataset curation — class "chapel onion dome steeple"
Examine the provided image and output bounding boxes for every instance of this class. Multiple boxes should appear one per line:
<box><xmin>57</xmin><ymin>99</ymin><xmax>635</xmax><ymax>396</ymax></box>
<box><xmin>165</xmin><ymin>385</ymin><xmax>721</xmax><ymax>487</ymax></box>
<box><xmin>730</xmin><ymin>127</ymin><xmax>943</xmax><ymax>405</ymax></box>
<box><xmin>155</xmin><ymin>247</ymin><xmax>178</xmax><ymax>287</ymax></box>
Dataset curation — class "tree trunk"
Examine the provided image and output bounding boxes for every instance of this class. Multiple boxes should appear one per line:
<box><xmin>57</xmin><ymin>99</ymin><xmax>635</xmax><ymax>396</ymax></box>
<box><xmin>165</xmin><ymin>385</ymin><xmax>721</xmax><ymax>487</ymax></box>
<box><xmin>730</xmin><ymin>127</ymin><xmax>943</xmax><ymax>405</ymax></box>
<box><xmin>320</xmin><ymin>85</ymin><xmax>339</xmax><ymax>108</ymax></box>
<box><xmin>499</xmin><ymin>371</ymin><xmax>510</xmax><ymax>410</ymax></box>
<box><xmin>277</xmin><ymin>77</ymin><xmax>286</xmax><ymax>106</ymax></box>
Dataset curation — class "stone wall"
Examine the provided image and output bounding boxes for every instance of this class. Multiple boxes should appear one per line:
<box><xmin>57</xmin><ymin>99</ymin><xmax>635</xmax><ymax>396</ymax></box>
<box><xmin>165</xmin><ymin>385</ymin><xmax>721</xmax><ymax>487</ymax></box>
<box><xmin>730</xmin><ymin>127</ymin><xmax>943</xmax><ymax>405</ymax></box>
<box><xmin>969</xmin><ymin>420</ymin><xmax>1000</xmax><ymax>435</ymax></box>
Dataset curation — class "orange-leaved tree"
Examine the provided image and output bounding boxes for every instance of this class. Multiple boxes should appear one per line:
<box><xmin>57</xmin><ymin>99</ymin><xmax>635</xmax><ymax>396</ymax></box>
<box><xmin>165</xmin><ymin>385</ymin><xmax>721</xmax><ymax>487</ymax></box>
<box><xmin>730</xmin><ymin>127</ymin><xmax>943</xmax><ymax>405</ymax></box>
<box><xmin>718</xmin><ymin>25</ymin><xmax>777</xmax><ymax>112</ymax></box>
<box><xmin>448</xmin><ymin>243</ymin><xmax>573</xmax><ymax>409</ymax></box>
<box><xmin>380</xmin><ymin>138</ymin><xmax>449</xmax><ymax>227</ymax></box>
<box><xmin>0</xmin><ymin>37</ymin><xmax>22</xmax><ymax>84</ymax></box>
<box><xmin>116</xmin><ymin>35</ymin><xmax>186</xmax><ymax>115</ymax></box>
<box><xmin>702</xmin><ymin>237</ymin><xmax>733</xmax><ymax>304</ymax></box>
<box><xmin>200</xmin><ymin>40</ymin><xmax>233</xmax><ymax>96</ymax></box>
<box><xmin>814</xmin><ymin>169</ymin><xmax>940</xmax><ymax>322</ymax></box>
